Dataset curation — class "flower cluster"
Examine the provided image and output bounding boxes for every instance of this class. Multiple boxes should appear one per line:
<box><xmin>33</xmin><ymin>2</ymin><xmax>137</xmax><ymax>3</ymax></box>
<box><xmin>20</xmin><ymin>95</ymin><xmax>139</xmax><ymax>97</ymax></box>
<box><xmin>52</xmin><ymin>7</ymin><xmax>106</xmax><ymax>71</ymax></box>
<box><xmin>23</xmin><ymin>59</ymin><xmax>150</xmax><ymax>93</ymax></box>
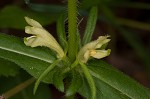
<box><xmin>24</xmin><ymin>17</ymin><xmax>111</xmax><ymax>63</ymax></box>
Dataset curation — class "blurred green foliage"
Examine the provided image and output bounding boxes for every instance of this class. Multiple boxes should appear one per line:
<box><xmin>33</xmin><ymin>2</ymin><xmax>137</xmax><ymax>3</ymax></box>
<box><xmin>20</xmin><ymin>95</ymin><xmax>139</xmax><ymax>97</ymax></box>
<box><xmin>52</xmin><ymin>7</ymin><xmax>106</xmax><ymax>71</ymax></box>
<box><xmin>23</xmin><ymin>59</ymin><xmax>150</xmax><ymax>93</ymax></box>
<box><xmin>0</xmin><ymin>70</ymin><xmax>51</xmax><ymax>99</ymax></box>
<box><xmin>0</xmin><ymin>58</ymin><xmax>19</xmax><ymax>77</ymax></box>
<box><xmin>0</xmin><ymin>6</ymin><xmax>58</xmax><ymax>29</ymax></box>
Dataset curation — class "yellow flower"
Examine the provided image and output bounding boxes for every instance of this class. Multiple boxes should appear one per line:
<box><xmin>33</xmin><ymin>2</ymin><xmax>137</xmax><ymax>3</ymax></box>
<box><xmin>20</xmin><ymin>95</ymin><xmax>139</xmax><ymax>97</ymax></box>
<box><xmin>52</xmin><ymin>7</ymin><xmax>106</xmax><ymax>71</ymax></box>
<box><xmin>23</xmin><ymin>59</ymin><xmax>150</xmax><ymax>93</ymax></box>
<box><xmin>24</xmin><ymin>17</ymin><xmax>65</xmax><ymax>58</ymax></box>
<box><xmin>78</xmin><ymin>36</ymin><xmax>111</xmax><ymax>63</ymax></box>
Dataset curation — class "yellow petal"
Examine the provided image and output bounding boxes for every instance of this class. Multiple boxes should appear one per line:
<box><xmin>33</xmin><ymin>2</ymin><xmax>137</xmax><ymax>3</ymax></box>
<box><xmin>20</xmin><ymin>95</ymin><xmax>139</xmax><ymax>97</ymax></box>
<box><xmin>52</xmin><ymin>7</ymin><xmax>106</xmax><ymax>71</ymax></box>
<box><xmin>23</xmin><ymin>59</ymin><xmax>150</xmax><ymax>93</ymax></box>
<box><xmin>90</xmin><ymin>49</ymin><xmax>111</xmax><ymax>59</ymax></box>
<box><xmin>25</xmin><ymin>17</ymin><xmax>42</xmax><ymax>28</ymax></box>
<box><xmin>95</xmin><ymin>36</ymin><xmax>110</xmax><ymax>48</ymax></box>
<box><xmin>83</xmin><ymin>50</ymin><xmax>90</xmax><ymax>63</ymax></box>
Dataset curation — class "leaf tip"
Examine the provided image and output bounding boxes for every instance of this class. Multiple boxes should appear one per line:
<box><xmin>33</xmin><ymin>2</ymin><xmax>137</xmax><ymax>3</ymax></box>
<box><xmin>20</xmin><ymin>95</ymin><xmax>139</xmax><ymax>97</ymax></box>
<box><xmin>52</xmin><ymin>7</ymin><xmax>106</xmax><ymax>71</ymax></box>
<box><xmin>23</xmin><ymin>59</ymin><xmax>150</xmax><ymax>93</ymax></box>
<box><xmin>33</xmin><ymin>80</ymin><xmax>40</xmax><ymax>95</ymax></box>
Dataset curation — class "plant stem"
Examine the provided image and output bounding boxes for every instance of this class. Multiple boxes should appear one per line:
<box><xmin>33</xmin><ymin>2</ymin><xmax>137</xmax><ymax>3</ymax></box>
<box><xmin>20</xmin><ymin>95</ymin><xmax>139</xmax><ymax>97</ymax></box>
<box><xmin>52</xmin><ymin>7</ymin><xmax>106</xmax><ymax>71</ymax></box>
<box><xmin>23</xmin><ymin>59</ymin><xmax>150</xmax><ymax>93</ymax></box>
<box><xmin>68</xmin><ymin>0</ymin><xmax>78</xmax><ymax>62</ymax></box>
<box><xmin>3</xmin><ymin>78</ymin><xmax>35</xmax><ymax>99</ymax></box>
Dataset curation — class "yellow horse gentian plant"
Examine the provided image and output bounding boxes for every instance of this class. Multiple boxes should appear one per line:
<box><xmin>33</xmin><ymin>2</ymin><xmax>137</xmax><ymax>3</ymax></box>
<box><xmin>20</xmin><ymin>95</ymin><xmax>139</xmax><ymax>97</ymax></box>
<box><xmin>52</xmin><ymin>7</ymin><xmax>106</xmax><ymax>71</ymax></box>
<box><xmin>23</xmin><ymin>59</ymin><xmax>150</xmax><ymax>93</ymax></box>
<box><xmin>24</xmin><ymin>17</ymin><xmax>111</xmax><ymax>98</ymax></box>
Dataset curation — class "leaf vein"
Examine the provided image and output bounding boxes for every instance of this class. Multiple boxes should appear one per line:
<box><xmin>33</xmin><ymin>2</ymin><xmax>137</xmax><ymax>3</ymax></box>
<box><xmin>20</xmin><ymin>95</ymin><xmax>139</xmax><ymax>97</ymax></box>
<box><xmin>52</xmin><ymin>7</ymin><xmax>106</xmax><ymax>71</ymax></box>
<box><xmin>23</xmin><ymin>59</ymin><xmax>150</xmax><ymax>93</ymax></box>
<box><xmin>0</xmin><ymin>46</ymin><xmax>52</xmax><ymax>63</ymax></box>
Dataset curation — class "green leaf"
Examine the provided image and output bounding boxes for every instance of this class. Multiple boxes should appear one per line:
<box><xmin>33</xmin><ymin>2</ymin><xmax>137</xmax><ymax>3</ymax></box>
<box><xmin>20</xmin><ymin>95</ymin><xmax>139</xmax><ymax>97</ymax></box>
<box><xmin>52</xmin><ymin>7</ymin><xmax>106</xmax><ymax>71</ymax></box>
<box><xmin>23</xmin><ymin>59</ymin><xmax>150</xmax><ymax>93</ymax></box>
<box><xmin>0</xmin><ymin>33</ymin><xmax>56</xmax><ymax>83</ymax></box>
<box><xmin>78</xmin><ymin>78</ymin><xmax>91</xmax><ymax>99</ymax></box>
<box><xmin>79</xmin><ymin>60</ymin><xmax>150</xmax><ymax>99</ymax></box>
<box><xmin>78</xmin><ymin>77</ymin><xmax>129</xmax><ymax>99</ymax></box>
<box><xmin>0</xmin><ymin>70</ymin><xmax>51</xmax><ymax>99</ymax></box>
<box><xmin>25</xmin><ymin>0</ymin><xmax>66</xmax><ymax>13</ymax></box>
<box><xmin>79</xmin><ymin>62</ymin><xmax>96</xmax><ymax>99</ymax></box>
<box><xmin>53</xmin><ymin>69</ymin><xmax>64</xmax><ymax>92</ymax></box>
<box><xmin>0</xmin><ymin>6</ymin><xmax>58</xmax><ymax>29</ymax></box>
<box><xmin>0</xmin><ymin>58</ymin><xmax>20</xmax><ymax>77</ymax></box>
<box><xmin>56</xmin><ymin>14</ymin><xmax>68</xmax><ymax>52</ymax></box>
<box><xmin>82</xmin><ymin>6</ymin><xmax>98</xmax><ymax>45</ymax></box>
<box><xmin>56</xmin><ymin>14</ymin><xmax>66</xmax><ymax>42</ymax></box>
<box><xmin>66</xmin><ymin>70</ymin><xmax>83</xmax><ymax>96</ymax></box>
<box><xmin>34</xmin><ymin>59</ymin><xmax>61</xmax><ymax>94</ymax></box>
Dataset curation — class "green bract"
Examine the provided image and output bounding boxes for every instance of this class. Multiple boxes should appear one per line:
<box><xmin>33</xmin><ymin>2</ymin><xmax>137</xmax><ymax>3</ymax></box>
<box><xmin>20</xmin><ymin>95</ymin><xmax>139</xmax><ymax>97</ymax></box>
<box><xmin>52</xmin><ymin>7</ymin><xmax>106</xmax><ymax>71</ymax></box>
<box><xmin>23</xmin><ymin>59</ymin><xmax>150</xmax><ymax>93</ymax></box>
<box><xmin>78</xmin><ymin>36</ymin><xmax>111</xmax><ymax>63</ymax></box>
<box><xmin>24</xmin><ymin>17</ymin><xmax>65</xmax><ymax>58</ymax></box>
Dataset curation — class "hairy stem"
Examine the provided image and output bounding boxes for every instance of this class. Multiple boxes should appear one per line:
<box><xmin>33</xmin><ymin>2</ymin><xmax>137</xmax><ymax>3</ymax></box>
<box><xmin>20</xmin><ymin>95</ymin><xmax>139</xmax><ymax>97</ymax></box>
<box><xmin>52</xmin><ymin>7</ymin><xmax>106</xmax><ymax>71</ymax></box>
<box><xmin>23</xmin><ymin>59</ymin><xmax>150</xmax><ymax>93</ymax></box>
<box><xmin>67</xmin><ymin>0</ymin><xmax>78</xmax><ymax>62</ymax></box>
